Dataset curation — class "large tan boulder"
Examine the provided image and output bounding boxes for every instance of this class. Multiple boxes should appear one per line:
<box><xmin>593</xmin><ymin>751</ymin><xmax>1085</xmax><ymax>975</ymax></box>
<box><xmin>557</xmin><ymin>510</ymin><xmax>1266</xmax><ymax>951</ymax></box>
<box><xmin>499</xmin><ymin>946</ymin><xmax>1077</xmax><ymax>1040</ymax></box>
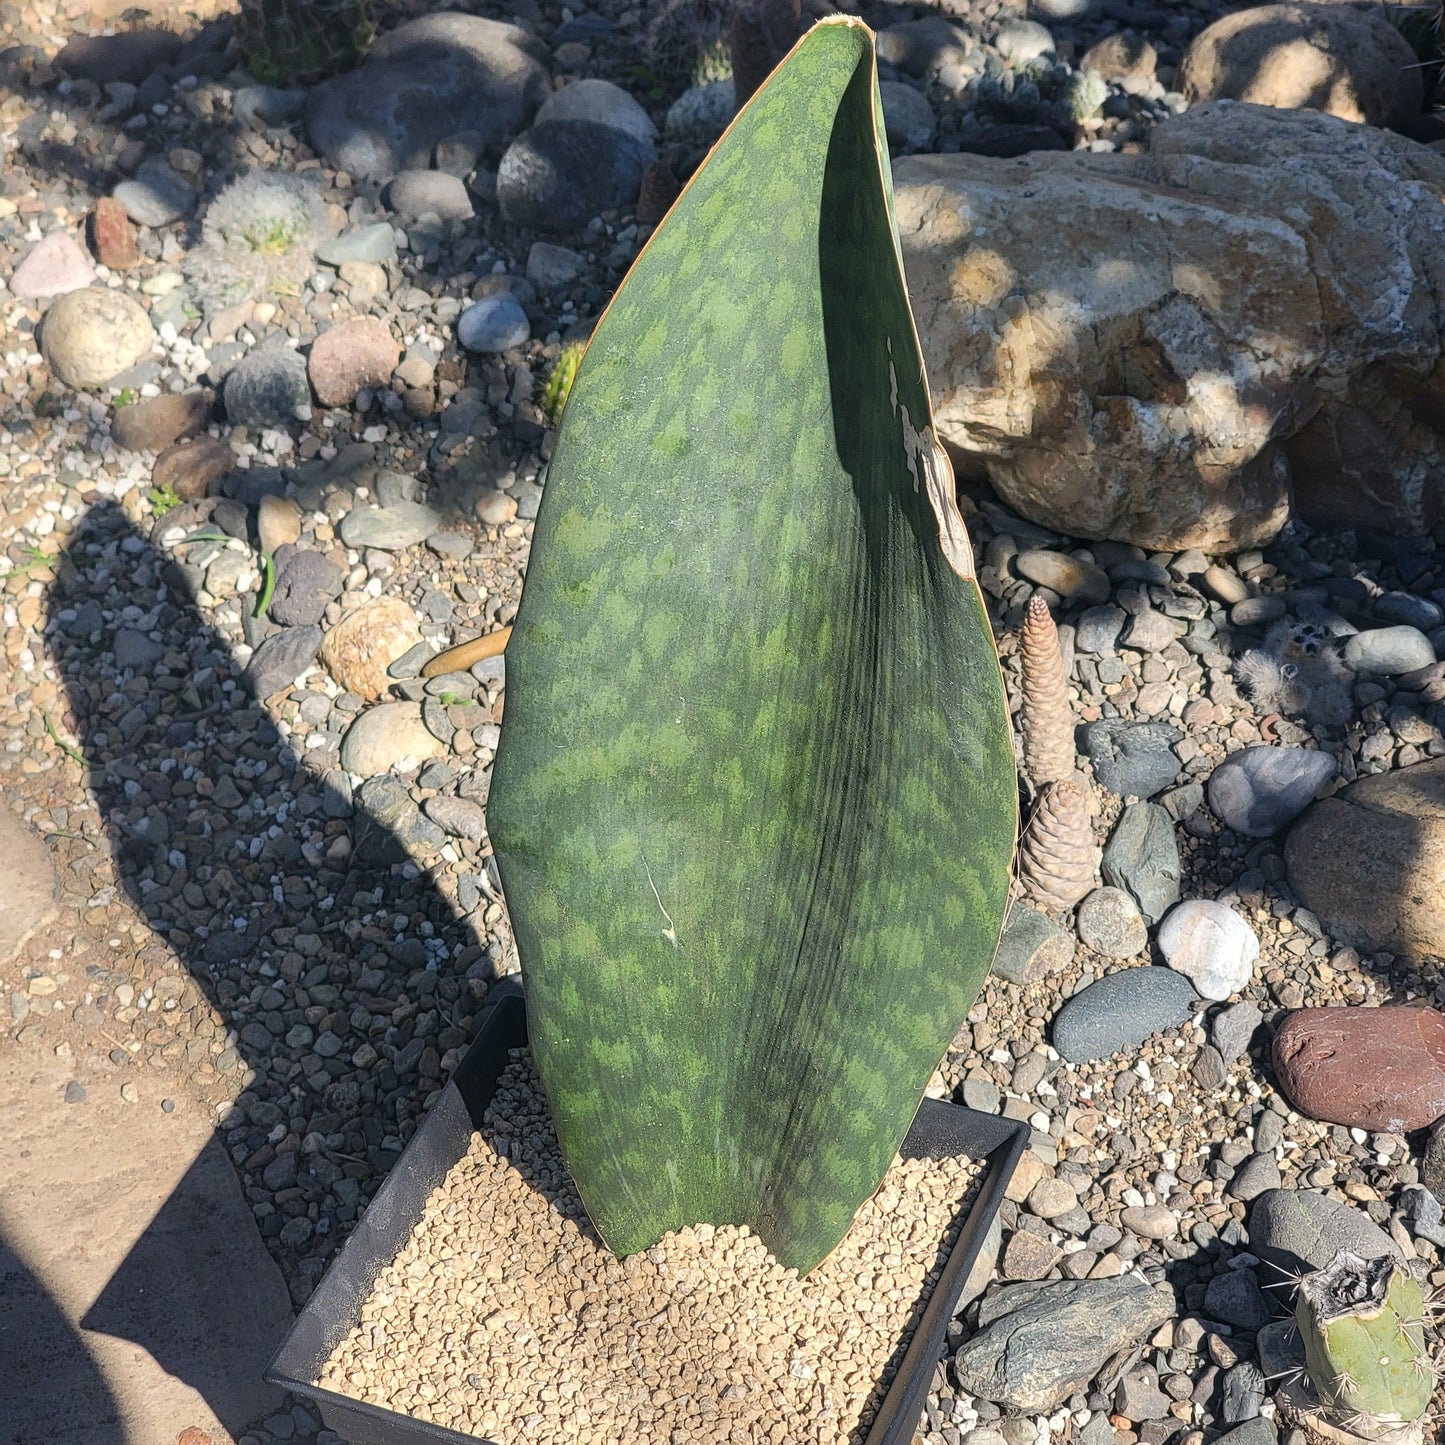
<box><xmin>896</xmin><ymin>103</ymin><xmax>1445</xmax><ymax>550</ymax></box>
<box><xmin>1285</xmin><ymin>757</ymin><xmax>1445</xmax><ymax>964</ymax></box>
<box><xmin>1178</xmin><ymin>3</ymin><xmax>1423</xmax><ymax>132</ymax></box>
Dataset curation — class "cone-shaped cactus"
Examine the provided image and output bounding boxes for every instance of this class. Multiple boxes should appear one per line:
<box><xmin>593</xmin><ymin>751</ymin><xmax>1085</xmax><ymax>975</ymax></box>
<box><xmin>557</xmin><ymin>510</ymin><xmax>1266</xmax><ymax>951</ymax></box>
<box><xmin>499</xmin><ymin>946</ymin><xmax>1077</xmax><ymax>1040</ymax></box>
<box><xmin>1018</xmin><ymin>593</ymin><xmax>1074</xmax><ymax>787</ymax></box>
<box><xmin>1295</xmin><ymin>1251</ymin><xmax>1434</xmax><ymax>1441</ymax></box>
<box><xmin>1018</xmin><ymin>776</ymin><xmax>1098</xmax><ymax>913</ymax></box>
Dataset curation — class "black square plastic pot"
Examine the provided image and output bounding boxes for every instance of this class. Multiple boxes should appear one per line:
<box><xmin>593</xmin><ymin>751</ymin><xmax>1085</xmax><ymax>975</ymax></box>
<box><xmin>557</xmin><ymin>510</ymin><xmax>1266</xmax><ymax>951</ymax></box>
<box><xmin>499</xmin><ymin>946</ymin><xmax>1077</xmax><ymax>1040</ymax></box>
<box><xmin>266</xmin><ymin>979</ymin><xmax>1027</xmax><ymax>1445</ymax></box>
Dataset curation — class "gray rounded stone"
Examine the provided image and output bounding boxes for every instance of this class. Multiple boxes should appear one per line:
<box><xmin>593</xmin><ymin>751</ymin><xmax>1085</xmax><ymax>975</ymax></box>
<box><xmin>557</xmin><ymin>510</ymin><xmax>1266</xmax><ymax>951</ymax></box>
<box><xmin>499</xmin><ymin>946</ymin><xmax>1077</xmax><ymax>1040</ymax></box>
<box><xmin>1211</xmin><ymin>999</ymin><xmax>1264</xmax><ymax>1066</ymax></box>
<box><xmin>223</xmin><ymin>343</ymin><xmax>310</xmax><ymax>429</ymax></box>
<box><xmin>497</xmin><ymin>120</ymin><xmax>654</xmax><ymax>233</ymax></box>
<box><xmin>113</xmin><ymin>159</ymin><xmax>196</xmax><ymax>226</ymax></box>
<box><xmin>338</xmin><ymin>498</ymin><xmax>442</xmax><ymax>551</ymax></box>
<box><xmin>1074</xmin><ymin>886</ymin><xmax>1147</xmax><ymax>959</ymax></box>
<box><xmin>1247</xmin><ymin>1188</ymin><xmax>1399</xmax><ymax>1280</ymax></box>
<box><xmin>534</xmin><ymin>77</ymin><xmax>657</xmax><ymax>144</ymax></box>
<box><xmin>879</xmin><ymin>81</ymin><xmax>936</xmax><ymax>150</ymax></box>
<box><xmin>1051</xmin><ymin>966</ymin><xmax>1199</xmax><ymax>1064</ymax></box>
<box><xmin>1343</xmin><ymin>625</ymin><xmax>1436</xmax><ymax>676</ymax></box>
<box><xmin>270</xmin><ymin>549</ymin><xmax>345</xmax><ymax>627</ymax></box>
<box><xmin>243</xmin><ymin>624</ymin><xmax>322</xmax><ymax>700</ymax></box>
<box><xmin>457</xmin><ymin>292</ymin><xmax>530</xmax><ymax>354</ymax></box>
<box><xmin>387</xmin><ymin>169</ymin><xmax>474</xmax><ymax>222</ymax></box>
<box><xmin>993</xmin><ymin>903</ymin><xmax>1074</xmax><ymax>985</ymax></box>
<box><xmin>1375</xmin><ymin>591</ymin><xmax>1443</xmax><ymax>631</ymax></box>
<box><xmin>1207</xmin><ymin>745</ymin><xmax>1336</xmax><ymax>838</ymax></box>
<box><xmin>316</xmin><ymin>223</ymin><xmax>399</xmax><ymax>266</ymax></box>
<box><xmin>1101</xmin><ymin>802</ymin><xmax>1181</xmax><ymax>924</ymax></box>
<box><xmin>1074</xmin><ymin>604</ymin><xmax>1126</xmax><ymax>654</ymax></box>
<box><xmin>1082</xmin><ymin>720</ymin><xmax>1182</xmax><ymax>799</ymax></box>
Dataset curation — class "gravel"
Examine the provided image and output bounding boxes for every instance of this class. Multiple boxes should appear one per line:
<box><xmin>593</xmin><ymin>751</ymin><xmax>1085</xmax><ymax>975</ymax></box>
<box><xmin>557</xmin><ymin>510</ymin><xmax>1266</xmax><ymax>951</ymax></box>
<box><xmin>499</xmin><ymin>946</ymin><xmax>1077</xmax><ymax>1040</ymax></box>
<box><xmin>320</xmin><ymin>1050</ymin><xmax>982</xmax><ymax>1445</ymax></box>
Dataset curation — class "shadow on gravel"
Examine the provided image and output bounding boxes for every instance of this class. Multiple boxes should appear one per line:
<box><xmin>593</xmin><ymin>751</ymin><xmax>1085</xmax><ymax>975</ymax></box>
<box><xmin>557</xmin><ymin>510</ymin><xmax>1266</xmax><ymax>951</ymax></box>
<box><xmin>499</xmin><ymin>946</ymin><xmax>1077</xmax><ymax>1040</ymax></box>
<box><xmin>0</xmin><ymin>1227</ymin><xmax>125</xmax><ymax>1445</ymax></box>
<box><xmin>43</xmin><ymin>500</ymin><xmax>501</xmax><ymax>1432</ymax></box>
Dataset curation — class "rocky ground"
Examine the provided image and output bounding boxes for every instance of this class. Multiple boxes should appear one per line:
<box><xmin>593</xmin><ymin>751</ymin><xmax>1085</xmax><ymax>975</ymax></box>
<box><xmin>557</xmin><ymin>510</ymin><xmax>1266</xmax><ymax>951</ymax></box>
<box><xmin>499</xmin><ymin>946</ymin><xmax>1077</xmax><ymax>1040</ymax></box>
<box><xmin>3</xmin><ymin>0</ymin><xmax>1445</xmax><ymax>1443</ymax></box>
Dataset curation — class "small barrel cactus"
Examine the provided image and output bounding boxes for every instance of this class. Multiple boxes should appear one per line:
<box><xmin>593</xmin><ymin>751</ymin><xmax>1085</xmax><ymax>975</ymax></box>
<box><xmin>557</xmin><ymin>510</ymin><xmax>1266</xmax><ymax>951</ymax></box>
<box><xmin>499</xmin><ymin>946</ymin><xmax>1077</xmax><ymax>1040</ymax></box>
<box><xmin>1295</xmin><ymin>1251</ymin><xmax>1434</xmax><ymax>1441</ymax></box>
<box><xmin>541</xmin><ymin>341</ymin><xmax>586</xmax><ymax>422</ymax></box>
<box><xmin>237</xmin><ymin>0</ymin><xmax>373</xmax><ymax>87</ymax></box>
<box><xmin>645</xmin><ymin>0</ymin><xmax>735</xmax><ymax>88</ymax></box>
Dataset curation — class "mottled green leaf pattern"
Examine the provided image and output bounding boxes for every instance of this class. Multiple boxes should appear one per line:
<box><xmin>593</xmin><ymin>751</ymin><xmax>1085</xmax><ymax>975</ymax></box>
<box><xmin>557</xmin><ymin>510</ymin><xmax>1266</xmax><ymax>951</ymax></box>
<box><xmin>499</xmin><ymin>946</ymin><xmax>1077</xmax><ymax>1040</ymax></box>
<box><xmin>488</xmin><ymin>18</ymin><xmax>1016</xmax><ymax>1274</ymax></box>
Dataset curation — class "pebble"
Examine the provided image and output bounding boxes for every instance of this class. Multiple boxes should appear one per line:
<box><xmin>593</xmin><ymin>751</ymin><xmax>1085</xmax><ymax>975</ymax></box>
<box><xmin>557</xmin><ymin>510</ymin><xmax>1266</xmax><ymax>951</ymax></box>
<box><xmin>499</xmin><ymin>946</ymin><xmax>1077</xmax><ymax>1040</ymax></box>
<box><xmin>223</xmin><ymin>343</ymin><xmax>311</xmax><ymax>429</ymax></box>
<box><xmin>1272</xmin><ymin>1005</ymin><xmax>1445</xmax><ymax>1133</ymax></box>
<box><xmin>308</xmin><ymin>317</ymin><xmax>401</xmax><ymax>408</ymax></box>
<box><xmin>153</xmin><ymin>434</ymin><xmax>233</xmax><ymax>500</ymax></box>
<box><xmin>1051</xmin><ymin>966</ymin><xmax>1198</xmax><ymax>1064</ymax></box>
<box><xmin>1206</xmin><ymin>745</ymin><xmax>1335</xmax><ymax>838</ymax></box>
<box><xmin>1101</xmin><ymin>802</ymin><xmax>1181</xmax><ymax>924</ymax></box>
<box><xmin>63</xmin><ymin>1080</ymin><xmax>87</xmax><ymax>1104</ymax></box>
<box><xmin>497</xmin><ymin>121</ymin><xmax>653</xmax><ymax>233</ymax></box>
<box><xmin>1201</xmin><ymin>1269</ymin><xmax>1271</xmax><ymax>1331</ymax></box>
<box><xmin>1120</xmin><ymin>1204</ymin><xmax>1177</xmax><ymax>1239</ymax></box>
<box><xmin>10</xmin><ymin>231</ymin><xmax>97</xmax><ymax>298</ymax></box>
<box><xmin>1374</xmin><ymin>591</ymin><xmax>1443</xmax><ymax>631</ymax></box>
<box><xmin>257</xmin><ymin>496</ymin><xmax>303</xmax><ymax>556</ymax></box>
<box><xmin>1001</xmin><ymin>1229</ymin><xmax>1061</xmax><ymax>1280</ymax></box>
<box><xmin>353</xmin><ymin>774</ymin><xmax>446</xmax><ymax>863</ymax></box>
<box><xmin>243</xmin><ymin>624</ymin><xmax>323</xmax><ymax>700</ymax></box>
<box><xmin>90</xmin><ymin>197</ymin><xmax>139</xmax><ymax>271</ymax></box>
<box><xmin>1081</xmin><ymin>720</ymin><xmax>1182</xmax><ymax>799</ymax></box>
<box><xmin>526</xmin><ymin>241</ymin><xmax>586</xmax><ymax>289</ymax></box>
<box><xmin>1074</xmin><ymin>604</ymin><xmax>1126</xmax><ymax>653</ymax></box>
<box><xmin>1014</xmin><ymin>549</ymin><xmax>1110</xmax><ymax>604</ymax></box>
<box><xmin>387</xmin><ymin>170</ymin><xmax>474</xmax><ymax>222</ymax></box>
<box><xmin>1343</xmin><ymin>625</ymin><xmax>1436</xmax><ymax>675</ymax></box>
<box><xmin>339</xmin><ymin>498</ymin><xmax>442</xmax><ymax>551</ymax></box>
<box><xmin>1247</xmin><ymin>1188</ymin><xmax>1399</xmax><ymax>1278</ymax></box>
<box><xmin>423</xmin><ymin>795</ymin><xmax>486</xmax><ymax>842</ymax></box>
<box><xmin>1226</xmin><ymin>1152</ymin><xmax>1281</xmax><ymax>1202</ymax></box>
<box><xmin>954</xmin><ymin>1277</ymin><xmax>1174</xmax><ymax>1412</ymax></box>
<box><xmin>1156</xmin><ymin>900</ymin><xmax>1259</xmax><ymax>1001</ymax></box>
<box><xmin>113</xmin><ymin>159</ymin><xmax>197</xmax><ymax>227</ymax></box>
<box><xmin>994</xmin><ymin>18</ymin><xmax>1055</xmax><ymax>64</ymax></box>
<box><xmin>1211</xmin><ymin>1000</ymin><xmax>1264</xmax><ymax>1066</ymax></box>
<box><xmin>111</xmin><ymin>391</ymin><xmax>211</xmax><ymax>452</ymax></box>
<box><xmin>457</xmin><ymin>293</ymin><xmax>531</xmax><ymax>354</ymax></box>
<box><xmin>340</xmin><ymin>701</ymin><xmax>446</xmax><ymax>776</ymax></box>
<box><xmin>317</xmin><ymin>223</ymin><xmax>399</xmax><ymax>266</ymax></box>
<box><xmin>1025</xmin><ymin>1176</ymin><xmax>1077</xmax><ymax>1219</ymax></box>
<box><xmin>40</xmin><ymin>287</ymin><xmax>156</xmax><ymax>389</ymax></box>
<box><xmin>320</xmin><ymin>596</ymin><xmax>426</xmax><ymax>698</ymax></box>
<box><xmin>270</xmin><ymin>549</ymin><xmax>344</xmax><ymax>626</ymax></box>
<box><xmin>992</xmin><ymin>903</ymin><xmax>1074</xmax><ymax>985</ymax></box>
<box><xmin>1074</xmin><ymin>886</ymin><xmax>1147</xmax><ymax>958</ymax></box>
<box><xmin>878</xmin><ymin>81</ymin><xmax>936</xmax><ymax>149</ymax></box>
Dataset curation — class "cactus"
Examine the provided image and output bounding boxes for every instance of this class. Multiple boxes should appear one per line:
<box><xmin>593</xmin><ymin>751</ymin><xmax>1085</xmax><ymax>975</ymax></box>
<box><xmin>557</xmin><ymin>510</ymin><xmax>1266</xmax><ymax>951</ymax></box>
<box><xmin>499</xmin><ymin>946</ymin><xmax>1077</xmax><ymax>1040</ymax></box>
<box><xmin>1295</xmin><ymin>1251</ymin><xmax>1434</xmax><ymax>1442</ymax></box>
<box><xmin>183</xmin><ymin>172</ymin><xmax>332</xmax><ymax>313</ymax></box>
<box><xmin>236</xmin><ymin>0</ymin><xmax>373</xmax><ymax>87</ymax></box>
<box><xmin>646</xmin><ymin>0</ymin><xmax>736</xmax><ymax>87</ymax></box>
<box><xmin>541</xmin><ymin>341</ymin><xmax>585</xmax><ymax>423</ymax></box>
<box><xmin>1063</xmin><ymin>68</ymin><xmax>1108</xmax><ymax>122</ymax></box>
<box><xmin>1018</xmin><ymin>776</ymin><xmax>1098</xmax><ymax>913</ymax></box>
<box><xmin>1018</xmin><ymin>594</ymin><xmax>1075</xmax><ymax>787</ymax></box>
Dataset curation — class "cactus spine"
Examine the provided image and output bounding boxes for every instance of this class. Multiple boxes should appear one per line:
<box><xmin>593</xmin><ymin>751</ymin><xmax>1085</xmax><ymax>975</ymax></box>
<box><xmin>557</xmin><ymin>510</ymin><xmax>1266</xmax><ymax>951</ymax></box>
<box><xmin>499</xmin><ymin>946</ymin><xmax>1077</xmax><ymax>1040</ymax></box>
<box><xmin>1295</xmin><ymin>1251</ymin><xmax>1434</xmax><ymax>1442</ymax></box>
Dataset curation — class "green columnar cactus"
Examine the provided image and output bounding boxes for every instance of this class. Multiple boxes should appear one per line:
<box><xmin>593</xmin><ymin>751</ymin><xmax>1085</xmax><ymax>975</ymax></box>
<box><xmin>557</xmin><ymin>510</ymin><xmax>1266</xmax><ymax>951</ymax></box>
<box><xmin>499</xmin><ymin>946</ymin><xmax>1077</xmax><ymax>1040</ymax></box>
<box><xmin>236</xmin><ymin>0</ymin><xmax>373</xmax><ymax>86</ymax></box>
<box><xmin>1296</xmin><ymin>1251</ymin><xmax>1434</xmax><ymax>1440</ymax></box>
<box><xmin>540</xmin><ymin>341</ymin><xmax>585</xmax><ymax>423</ymax></box>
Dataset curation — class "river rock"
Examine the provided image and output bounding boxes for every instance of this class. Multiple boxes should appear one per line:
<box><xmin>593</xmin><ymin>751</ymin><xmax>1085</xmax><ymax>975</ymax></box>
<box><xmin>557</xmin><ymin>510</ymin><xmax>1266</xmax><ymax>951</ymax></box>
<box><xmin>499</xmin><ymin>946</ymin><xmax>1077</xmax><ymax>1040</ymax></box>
<box><xmin>1179</xmin><ymin>4</ymin><xmax>1422</xmax><ymax>131</ymax></box>
<box><xmin>153</xmin><ymin>434</ymin><xmax>233</xmax><ymax>500</ymax></box>
<box><xmin>1082</xmin><ymin>720</ymin><xmax>1181</xmax><ymax>799</ymax></box>
<box><xmin>1101</xmin><ymin>802</ymin><xmax>1181</xmax><ymax>924</ymax></box>
<box><xmin>11</xmin><ymin>232</ymin><xmax>96</xmax><ymax>298</ymax></box>
<box><xmin>1051</xmin><ymin>966</ymin><xmax>1198</xmax><ymax>1064</ymax></box>
<box><xmin>270</xmin><ymin>549</ymin><xmax>344</xmax><ymax>627</ymax></box>
<box><xmin>1212</xmin><ymin>999</ymin><xmax>1264</xmax><ymax>1066</ymax></box>
<box><xmin>458</xmin><ymin>292</ymin><xmax>530</xmax><ymax>354</ymax></box>
<box><xmin>1207</xmin><ymin>746</ymin><xmax>1336</xmax><ymax>838</ymax></box>
<box><xmin>340</xmin><ymin>702</ymin><xmax>446</xmax><ymax>776</ymax></box>
<box><xmin>306</xmin><ymin>14</ymin><xmax>549</xmax><ymax>183</ymax></box>
<box><xmin>894</xmin><ymin>104</ymin><xmax>1445</xmax><ymax>547</ymax></box>
<box><xmin>387</xmin><ymin>170</ymin><xmax>474</xmax><ymax>222</ymax></box>
<box><xmin>353</xmin><ymin>774</ymin><xmax>446</xmax><ymax>865</ymax></box>
<box><xmin>1157</xmin><ymin>900</ymin><xmax>1258</xmax><ymax>1001</ymax></box>
<box><xmin>992</xmin><ymin>903</ymin><xmax>1074</xmax><ymax>985</ymax></box>
<box><xmin>1074</xmin><ymin>886</ymin><xmax>1147</xmax><ymax>959</ymax></box>
<box><xmin>111</xmin><ymin>391</ymin><xmax>211</xmax><ymax>452</ymax></box>
<box><xmin>224</xmin><ymin>342</ymin><xmax>310</xmax><ymax>429</ymax></box>
<box><xmin>878</xmin><ymin>81</ymin><xmax>935</xmax><ymax>151</ymax></box>
<box><xmin>1342</xmin><ymin>625</ymin><xmax>1436</xmax><ymax>676</ymax></box>
<box><xmin>1201</xmin><ymin>1268</ymin><xmax>1272</xmax><ymax>1331</ymax></box>
<box><xmin>339</xmin><ymin>497</ymin><xmax>441</xmax><ymax>551</ymax></box>
<box><xmin>1248</xmin><ymin>1188</ymin><xmax>1399</xmax><ymax>1279</ymax></box>
<box><xmin>318</xmin><ymin>597</ymin><xmax>426</xmax><ymax>700</ymax></box>
<box><xmin>953</xmin><ymin>1277</ymin><xmax>1174</xmax><ymax>1411</ymax></box>
<box><xmin>113</xmin><ymin>159</ymin><xmax>196</xmax><ymax>227</ymax></box>
<box><xmin>316</xmin><ymin>223</ymin><xmax>399</xmax><ymax>266</ymax></box>
<box><xmin>498</xmin><ymin>120</ymin><xmax>654</xmax><ymax>234</ymax></box>
<box><xmin>1285</xmin><ymin>757</ymin><xmax>1445</xmax><ymax>962</ymax></box>
<box><xmin>1272</xmin><ymin>1005</ymin><xmax>1445</xmax><ymax>1132</ymax></box>
<box><xmin>308</xmin><ymin>317</ymin><xmax>401</xmax><ymax>408</ymax></box>
<box><xmin>41</xmin><ymin>287</ymin><xmax>155</xmax><ymax>389</ymax></box>
<box><xmin>243</xmin><ymin>624</ymin><xmax>323</xmax><ymax>700</ymax></box>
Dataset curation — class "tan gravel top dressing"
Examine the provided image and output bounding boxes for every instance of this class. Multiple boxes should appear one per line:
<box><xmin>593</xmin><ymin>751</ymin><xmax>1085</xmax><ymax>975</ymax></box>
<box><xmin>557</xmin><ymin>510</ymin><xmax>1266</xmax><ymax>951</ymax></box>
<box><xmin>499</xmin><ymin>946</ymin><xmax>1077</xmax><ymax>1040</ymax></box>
<box><xmin>319</xmin><ymin>1050</ymin><xmax>984</xmax><ymax>1445</ymax></box>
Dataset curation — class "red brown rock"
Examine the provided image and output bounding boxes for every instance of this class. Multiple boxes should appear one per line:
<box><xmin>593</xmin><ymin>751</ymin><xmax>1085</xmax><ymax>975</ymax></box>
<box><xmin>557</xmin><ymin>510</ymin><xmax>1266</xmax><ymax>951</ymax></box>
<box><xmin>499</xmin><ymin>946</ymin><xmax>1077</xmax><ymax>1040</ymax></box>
<box><xmin>90</xmin><ymin>197</ymin><xmax>138</xmax><ymax>271</ymax></box>
<box><xmin>152</xmin><ymin>434</ymin><xmax>233</xmax><ymax>501</ymax></box>
<box><xmin>112</xmin><ymin>391</ymin><xmax>212</xmax><ymax>452</ymax></box>
<box><xmin>307</xmin><ymin>317</ymin><xmax>401</xmax><ymax>408</ymax></box>
<box><xmin>1272</xmin><ymin>1006</ymin><xmax>1445</xmax><ymax>1133</ymax></box>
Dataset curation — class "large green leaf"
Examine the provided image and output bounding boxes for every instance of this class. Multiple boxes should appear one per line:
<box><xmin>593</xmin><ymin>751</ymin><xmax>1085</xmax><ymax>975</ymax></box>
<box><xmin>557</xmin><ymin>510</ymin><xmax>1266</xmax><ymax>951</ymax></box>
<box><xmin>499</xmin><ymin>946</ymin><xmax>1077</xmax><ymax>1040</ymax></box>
<box><xmin>488</xmin><ymin>17</ymin><xmax>1016</xmax><ymax>1274</ymax></box>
